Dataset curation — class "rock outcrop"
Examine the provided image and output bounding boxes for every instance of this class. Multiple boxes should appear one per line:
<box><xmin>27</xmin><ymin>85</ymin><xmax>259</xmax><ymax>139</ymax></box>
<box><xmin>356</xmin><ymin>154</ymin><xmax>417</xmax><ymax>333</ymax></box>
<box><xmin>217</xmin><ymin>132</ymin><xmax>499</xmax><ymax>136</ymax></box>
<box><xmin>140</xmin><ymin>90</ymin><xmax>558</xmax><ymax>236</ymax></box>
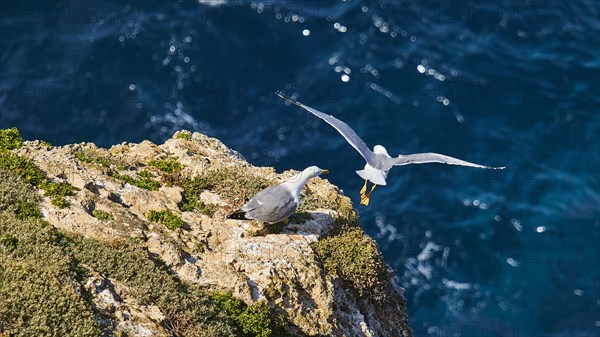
<box><xmin>1</xmin><ymin>129</ymin><xmax>412</xmax><ymax>337</ymax></box>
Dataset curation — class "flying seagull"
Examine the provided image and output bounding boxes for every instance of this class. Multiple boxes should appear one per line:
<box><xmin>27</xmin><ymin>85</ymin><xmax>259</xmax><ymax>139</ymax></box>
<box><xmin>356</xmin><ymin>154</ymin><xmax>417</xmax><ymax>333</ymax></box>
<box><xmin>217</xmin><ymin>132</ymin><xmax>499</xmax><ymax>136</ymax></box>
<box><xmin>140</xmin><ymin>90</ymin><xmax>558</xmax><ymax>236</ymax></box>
<box><xmin>228</xmin><ymin>166</ymin><xmax>328</xmax><ymax>224</ymax></box>
<box><xmin>276</xmin><ymin>92</ymin><xmax>504</xmax><ymax>206</ymax></box>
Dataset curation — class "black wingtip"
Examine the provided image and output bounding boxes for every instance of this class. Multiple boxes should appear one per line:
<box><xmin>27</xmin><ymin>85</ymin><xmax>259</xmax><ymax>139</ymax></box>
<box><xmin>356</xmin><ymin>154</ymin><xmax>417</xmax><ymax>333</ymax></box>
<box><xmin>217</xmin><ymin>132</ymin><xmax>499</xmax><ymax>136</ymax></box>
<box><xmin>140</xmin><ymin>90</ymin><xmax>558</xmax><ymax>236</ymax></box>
<box><xmin>227</xmin><ymin>210</ymin><xmax>249</xmax><ymax>220</ymax></box>
<box><xmin>275</xmin><ymin>91</ymin><xmax>302</xmax><ymax>107</ymax></box>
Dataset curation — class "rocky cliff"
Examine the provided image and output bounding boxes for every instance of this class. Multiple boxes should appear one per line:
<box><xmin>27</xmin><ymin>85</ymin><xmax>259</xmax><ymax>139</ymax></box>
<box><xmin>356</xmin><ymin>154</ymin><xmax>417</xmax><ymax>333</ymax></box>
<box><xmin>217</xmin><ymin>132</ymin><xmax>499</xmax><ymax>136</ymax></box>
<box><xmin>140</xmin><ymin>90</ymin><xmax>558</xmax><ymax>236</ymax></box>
<box><xmin>0</xmin><ymin>128</ymin><xmax>412</xmax><ymax>337</ymax></box>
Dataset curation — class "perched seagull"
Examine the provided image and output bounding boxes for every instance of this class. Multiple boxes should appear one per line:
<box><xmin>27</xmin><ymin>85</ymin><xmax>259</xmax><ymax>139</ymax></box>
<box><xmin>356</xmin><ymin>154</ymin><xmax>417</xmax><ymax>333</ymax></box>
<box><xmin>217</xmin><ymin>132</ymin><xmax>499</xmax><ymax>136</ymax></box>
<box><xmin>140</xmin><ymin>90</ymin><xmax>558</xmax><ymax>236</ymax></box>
<box><xmin>276</xmin><ymin>92</ymin><xmax>504</xmax><ymax>206</ymax></box>
<box><xmin>227</xmin><ymin>166</ymin><xmax>329</xmax><ymax>224</ymax></box>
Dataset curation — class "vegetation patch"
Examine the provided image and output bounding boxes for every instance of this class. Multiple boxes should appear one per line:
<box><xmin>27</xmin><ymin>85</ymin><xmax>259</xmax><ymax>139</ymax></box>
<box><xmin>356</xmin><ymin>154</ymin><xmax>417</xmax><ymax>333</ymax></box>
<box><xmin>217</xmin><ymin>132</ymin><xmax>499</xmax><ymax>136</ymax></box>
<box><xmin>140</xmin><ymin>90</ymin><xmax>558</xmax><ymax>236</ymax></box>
<box><xmin>50</xmin><ymin>197</ymin><xmax>70</xmax><ymax>208</ymax></box>
<box><xmin>76</xmin><ymin>149</ymin><xmax>113</xmax><ymax>168</ymax></box>
<box><xmin>0</xmin><ymin>151</ymin><xmax>46</xmax><ymax>186</ymax></box>
<box><xmin>298</xmin><ymin>189</ymin><xmax>358</xmax><ymax>226</ymax></box>
<box><xmin>0</xmin><ymin>150</ymin><xmax>74</xmax><ymax>209</ymax></box>
<box><xmin>0</xmin><ymin>212</ymin><xmax>102</xmax><ymax>336</ymax></box>
<box><xmin>0</xmin><ymin>161</ymin><xmax>236</xmax><ymax>336</ymax></box>
<box><xmin>15</xmin><ymin>201</ymin><xmax>42</xmax><ymax>219</ymax></box>
<box><xmin>176</xmin><ymin>131</ymin><xmax>192</xmax><ymax>140</ymax></box>
<box><xmin>71</xmin><ymin>237</ymin><xmax>236</xmax><ymax>337</ymax></box>
<box><xmin>180</xmin><ymin>197</ymin><xmax>217</xmax><ymax>216</ymax></box>
<box><xmin>167</xmin><ymin>167</ymin><xmax>270</xmax><ymax>214</ymax></box>
<box><xmin>43</xmin><ymin>180</ymin><xmax>74</xmax><ymax>209</ymax></box>
<box><xmin>0</xmin><ymin>127</ymin><xmax>23</xmax><ymax>151</ymax></box>
<box><xmin>92</xmin><ymin>209</ymin><xmax>113</xmax><ymax>222</ymax></box>
<box><xmin>211</xmin><ymin>291</ymin><xmax>286</xmax><ymax>337</ymax></box>
<box><xmin>147</xmin><ymin>210</ymin><xmax>184</xmax><ymax>230</ymax></box>
<box><xmin>0</xmin><ymin>169</ymin><xmax>42</xmax><ymax>220</ymax></box>
<box><xmin>111</xmin><ymin>171</ymin><xmax>161</xmax><ymax>191</ymax></box>
<box><xmin>312</xmin><ymin>225</ymin><xmax>388</xmax><ymax>297</ymax></box>
<box><xmin>75</xmin><ymin>149</ymin><xmax>133</xmax><ymax>171</ymax></box>
<box><xmin>1</xmin><ymin>233</ymin><xmax>19</xmax><ymax>251</ymax></box>
<box><xmin>149</xmin><ymin>155</ymin><xmax>184</xmax><ymax>174</ymax></box>
<box><xmin>1</xmin><ymin>167</ymin><xmax>98</xmax><ymax>335</ymax></box>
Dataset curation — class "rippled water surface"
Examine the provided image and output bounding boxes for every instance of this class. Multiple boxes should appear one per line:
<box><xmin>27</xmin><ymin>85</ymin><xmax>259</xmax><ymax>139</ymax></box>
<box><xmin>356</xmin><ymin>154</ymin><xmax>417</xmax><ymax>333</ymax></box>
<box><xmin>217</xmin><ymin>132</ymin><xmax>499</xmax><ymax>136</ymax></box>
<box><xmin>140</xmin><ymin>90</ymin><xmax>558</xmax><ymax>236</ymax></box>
<box><xmin>1</xmin><ymin>1</ymin><xmax>599</xmax><ymax>335</ymax></box>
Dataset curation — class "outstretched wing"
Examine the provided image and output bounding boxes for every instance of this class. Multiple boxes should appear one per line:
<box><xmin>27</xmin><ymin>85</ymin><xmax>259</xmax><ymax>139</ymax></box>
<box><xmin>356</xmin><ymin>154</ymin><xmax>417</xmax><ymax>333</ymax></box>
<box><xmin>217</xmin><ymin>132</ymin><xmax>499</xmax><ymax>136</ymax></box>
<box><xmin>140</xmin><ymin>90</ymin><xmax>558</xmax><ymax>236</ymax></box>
<box><xmin>391</xmin><ymin>152</ymin><xmax>505</xmax><ymax>169</ymax></box>
<box><xmin>276</xmin><ymin>91</ymin><xmax>376</xmax><ymax>165</ymax></box>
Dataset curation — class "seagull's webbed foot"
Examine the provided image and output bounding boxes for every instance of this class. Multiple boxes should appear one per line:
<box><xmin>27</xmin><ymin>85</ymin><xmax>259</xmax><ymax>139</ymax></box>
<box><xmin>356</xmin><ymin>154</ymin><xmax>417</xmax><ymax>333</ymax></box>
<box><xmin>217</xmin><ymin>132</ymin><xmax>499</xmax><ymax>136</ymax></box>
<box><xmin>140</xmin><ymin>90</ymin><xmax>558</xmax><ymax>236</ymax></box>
<box><xmin>360</xmin><ymin>184</ymin><xmax>377</xmax><ymax>206</ymax></box>
<box><xmin>360</xmin><ymin>194</ymin><xmax>370</xmax><ymax>206</ymax></box>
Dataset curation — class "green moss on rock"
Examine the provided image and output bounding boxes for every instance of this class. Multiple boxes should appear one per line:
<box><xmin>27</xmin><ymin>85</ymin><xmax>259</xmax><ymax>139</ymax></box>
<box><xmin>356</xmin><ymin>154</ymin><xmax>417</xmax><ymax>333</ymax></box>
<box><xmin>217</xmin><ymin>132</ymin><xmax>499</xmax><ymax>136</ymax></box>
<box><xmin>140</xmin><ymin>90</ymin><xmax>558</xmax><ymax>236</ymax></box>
<box><xmin>147</xmin><ymin>210</ymin><xmax>184</xmax><ymax>230</ymax></box>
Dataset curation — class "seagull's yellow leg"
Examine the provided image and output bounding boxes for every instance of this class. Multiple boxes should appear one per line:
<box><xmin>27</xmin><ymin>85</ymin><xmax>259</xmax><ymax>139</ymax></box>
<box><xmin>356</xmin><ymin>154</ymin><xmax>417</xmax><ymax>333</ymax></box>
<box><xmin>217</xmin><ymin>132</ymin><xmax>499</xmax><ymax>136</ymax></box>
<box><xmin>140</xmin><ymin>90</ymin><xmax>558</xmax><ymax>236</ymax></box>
<box><xmin>360</xmin><ymin>179</ymin><xmax>368</xmax><ymax>195</ymax></box>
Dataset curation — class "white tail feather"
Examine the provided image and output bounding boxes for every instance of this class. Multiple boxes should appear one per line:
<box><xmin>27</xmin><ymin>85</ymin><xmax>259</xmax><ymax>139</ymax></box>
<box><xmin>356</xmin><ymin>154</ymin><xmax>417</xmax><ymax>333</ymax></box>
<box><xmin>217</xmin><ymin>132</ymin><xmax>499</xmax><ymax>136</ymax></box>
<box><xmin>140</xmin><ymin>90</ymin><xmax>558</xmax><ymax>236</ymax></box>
<box><xmin>356</xmin><ymin>164</ymin><xmax>388</xmax><ymax>185</ymax></box>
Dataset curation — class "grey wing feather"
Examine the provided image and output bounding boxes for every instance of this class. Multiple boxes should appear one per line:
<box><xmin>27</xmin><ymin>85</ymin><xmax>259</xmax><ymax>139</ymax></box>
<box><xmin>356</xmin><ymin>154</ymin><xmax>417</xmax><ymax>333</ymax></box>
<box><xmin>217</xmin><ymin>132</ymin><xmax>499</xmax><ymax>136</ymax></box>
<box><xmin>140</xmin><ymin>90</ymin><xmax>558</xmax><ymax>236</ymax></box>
<box><xmin>391</xmin><ymin>152</ymin><xmax>505</xmax><ymax>169</ymax></box>
<box><xmin>241</xmin><ymin>186</ymin><xmax>279</xmax><ymax>212</ymax></box>
<box><xmin>276</xmin><ymin>92</ymin><xmax>376</xmax><ymax>165</ymax></box>
<box><xmin>242</xmin><ymin>185</ymin><xmax>299</xmax><ymax>223</ymax></box>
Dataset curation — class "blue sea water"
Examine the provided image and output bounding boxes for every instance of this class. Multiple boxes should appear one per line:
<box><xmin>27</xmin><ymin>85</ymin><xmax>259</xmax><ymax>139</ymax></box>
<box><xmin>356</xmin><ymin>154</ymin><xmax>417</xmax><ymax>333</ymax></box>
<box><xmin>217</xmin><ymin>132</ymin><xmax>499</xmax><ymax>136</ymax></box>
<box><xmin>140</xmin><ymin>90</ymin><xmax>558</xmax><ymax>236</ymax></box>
<box><xmin>1</xmin><ymin>1</ymin><xmax>599</xmax><ymax>336</ymax></box>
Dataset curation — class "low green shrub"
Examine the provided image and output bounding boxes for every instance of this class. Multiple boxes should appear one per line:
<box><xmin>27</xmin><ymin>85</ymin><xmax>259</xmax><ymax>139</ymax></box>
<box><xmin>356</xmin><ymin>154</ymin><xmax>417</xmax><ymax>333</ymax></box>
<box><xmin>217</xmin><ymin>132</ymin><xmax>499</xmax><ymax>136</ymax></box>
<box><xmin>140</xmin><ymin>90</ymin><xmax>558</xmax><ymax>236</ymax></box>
<box><xmin>76</xmin><ymin>150</ymin><xmax>112</xmax><ymax>168</ymax></box>
<box><xmin>211</xmin><ymin>291</ymin><xmax>280</xmax><ymax>337</ymax></box>
<box><xmin>0</xmin><ymin>127</ymin><xmax>23</xmax><ymax>151</ymax></box>
<box><xmin>1</xmin><ymin>233</ymin><xmax>18</xmax><ymax>251</ymax></box>
<box><xmin>176</xmin><ymin>131</ymin><xmax>192</xmax><ymax>140</ymax></box>
<box><xmin>111</xmin><ymin>171</ymin><xmax>161</xmax><ymax>191</ymax></box>
<box><xmin>0</xmin><ymin>212</ymin><xmax>102</xmax><ymax>336</ymax></box>
<box><xmin>71</xmin><ymin>237</ymin><xmax>236</xmax><ymax>337</ymax></box>
<box><xmin>92</xmin><ymin>209</ymin><xmax>113</xmax><ymax>222</ymax></box>
<box><xmin>50</xmin><ymin>197</ymin><xmax>69</xmax><ymax>208</ymax></box>
<box><xmin>0</xmin><ymin>151</ymin><xmax>74</xmax><ymax>208</ymax></box>
<box><xmin>0</xmin><ymin>151</ymin><xmax>46</xmax><ymax>187</ymax></box>
<box><xmin>0</xmin><ymin>163</ymin><xmax>234</xmax><ymax>337</ymax></box>
<box><xmin>312</xmin><ymin>225</ymin><xmax>388</xmax><ymax>297</ymax></box>
<box><xmin>0</xmin><ymin>169</ymin><xmax>41</xmax><ymax>219</ymax></box>
<box><xmin>148</xmin><ymin>155</ymin><xmax>184</xmax><ymax>174</ymax></box>
<box><xmin>147</xmin><ymin>210</ymin><xmax>184</xmax><ymax>230</ymax></box>
<box><xmin>169</xmin><ymin>167</ymin><xmax>269</xmax><ymax>215</ymax></box>
<box><xmin>43</xmin><ymin>180</ymin><xmax>74</xmax><ymax>198</ymax></box>
<box><xmin>15</xmin><ymin>201</ymin><xmax>42</xmax><ymax>219</ymax></box>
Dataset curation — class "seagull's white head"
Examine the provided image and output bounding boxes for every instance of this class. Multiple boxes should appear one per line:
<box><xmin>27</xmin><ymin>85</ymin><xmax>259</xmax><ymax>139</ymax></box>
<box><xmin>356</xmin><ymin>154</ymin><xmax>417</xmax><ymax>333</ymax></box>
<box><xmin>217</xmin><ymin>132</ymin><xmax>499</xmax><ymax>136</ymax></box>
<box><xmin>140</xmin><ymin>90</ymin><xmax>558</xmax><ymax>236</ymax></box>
<box><xmin>286</xmin><ymin>166</ymin><xmax>329</xmax><ymax>185</ymax></box>
<box><xmin>304</xmin><ymin>166</ymin><xmax>329</xmax><ymax>178</ymax></box>
<box><xmin>373</xmin><ymin>145</ymin><xmax>390</xmax><ymax>156</ymax></box>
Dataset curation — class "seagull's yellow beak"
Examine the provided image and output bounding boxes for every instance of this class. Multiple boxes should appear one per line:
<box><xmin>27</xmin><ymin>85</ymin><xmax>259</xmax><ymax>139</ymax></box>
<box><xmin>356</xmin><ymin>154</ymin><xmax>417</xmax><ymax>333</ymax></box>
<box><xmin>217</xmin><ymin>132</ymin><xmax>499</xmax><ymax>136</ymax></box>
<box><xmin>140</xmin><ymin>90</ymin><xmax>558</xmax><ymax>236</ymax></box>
<box><xmin>321</xmin><ymin>169</ymin><xmax>329</xmax><ymax>175</ymax></box>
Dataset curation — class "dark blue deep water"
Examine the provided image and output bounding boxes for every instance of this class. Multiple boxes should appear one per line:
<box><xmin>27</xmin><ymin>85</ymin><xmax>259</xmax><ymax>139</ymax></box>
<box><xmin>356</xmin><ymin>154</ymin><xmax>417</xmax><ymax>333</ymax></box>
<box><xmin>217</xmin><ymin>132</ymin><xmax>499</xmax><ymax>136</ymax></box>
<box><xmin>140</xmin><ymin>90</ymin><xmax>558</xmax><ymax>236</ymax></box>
<box><xmin>1</xmin><ymin>1</ymin><xmax>599</xmax><ymax>336</ymax></box>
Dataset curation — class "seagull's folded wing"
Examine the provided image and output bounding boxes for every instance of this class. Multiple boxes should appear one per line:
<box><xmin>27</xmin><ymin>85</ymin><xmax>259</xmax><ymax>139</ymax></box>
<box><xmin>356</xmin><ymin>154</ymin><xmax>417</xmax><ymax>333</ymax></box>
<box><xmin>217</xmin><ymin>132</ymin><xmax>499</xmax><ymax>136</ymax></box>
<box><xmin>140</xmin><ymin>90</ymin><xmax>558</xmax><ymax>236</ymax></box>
<box><xmin>391</xmin><ymin>152</ymin><xmax>505</xmax><ymax>169</ymax></box>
